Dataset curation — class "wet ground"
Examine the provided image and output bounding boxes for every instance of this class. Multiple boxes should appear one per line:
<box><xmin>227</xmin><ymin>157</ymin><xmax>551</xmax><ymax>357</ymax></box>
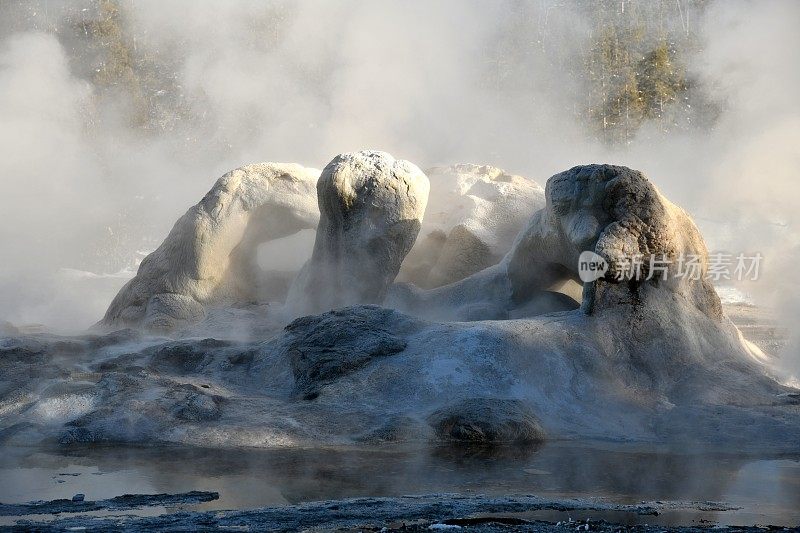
<box><xmin>1</xmin><ymin>302</ymin><xmax>797</xmax><ymax>530</ymax></box>
<box><xmin>1</xmin><ymin>440</ymin><xmax>799</xmax><ymax>529</ymax></box>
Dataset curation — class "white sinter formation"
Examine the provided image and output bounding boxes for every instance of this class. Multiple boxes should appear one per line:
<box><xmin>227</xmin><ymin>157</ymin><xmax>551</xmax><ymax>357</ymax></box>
<box><xmin>100</xmin><ymin>163</ymin><xmax>320</xmax><ymax>332</ymax></box>
<box><xmin>286</xmin><ymin>150</ymin><xmax>429</xmax><ymax>316</ymax></box>
<box><xmin>399</xmin><ymin>164</ymin><xmax>545</xmax><ymax>289</ymax></box>
<box><xmin>3</xmin><ymin>160</ymin><xmax>795</xmax><ymax>451</ymax></box>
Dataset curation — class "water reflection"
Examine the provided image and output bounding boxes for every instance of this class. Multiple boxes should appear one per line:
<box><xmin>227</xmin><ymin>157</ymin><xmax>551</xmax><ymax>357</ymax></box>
<box><xmin>1</xmin><ymin>441</ymin><xmax>798</xmax><ymax>526</ymax></box>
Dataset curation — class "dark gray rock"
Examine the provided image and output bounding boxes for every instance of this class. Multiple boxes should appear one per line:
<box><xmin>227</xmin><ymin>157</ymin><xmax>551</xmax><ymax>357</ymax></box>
<box><xmin>7</xmin><ymin>493</ymin><xmax>747</xmax><ymax>531</ymax></box>
<box><xmin>428</xmin><ymin>398</ymin><xmax>546</xmax><ymax>444</ymax></box>
<box><xmin>174</xmin><ymin>392</ymin><xmax>222</xmax><ymax>422</ymax></box>
<box><xmin>283</xmin><ymin>306</ymin><xmax>408</xmax><ymax>399</ymax></box>
<box><xmin>0</xmin><ymin>490</ymin><xmax>218</xmax><ymax>517</ymax></box>
<box><xmin>146</xmin><ymin>338</ymin><xmax>232</xmax><ymax>373</ymax></box>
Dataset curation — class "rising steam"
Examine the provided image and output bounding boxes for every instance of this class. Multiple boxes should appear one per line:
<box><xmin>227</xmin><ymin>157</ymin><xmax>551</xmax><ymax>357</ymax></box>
<box><xmin>0</xmin><ymin>0</ymin><xmax>798</xmax><ymax>378</ymax></box>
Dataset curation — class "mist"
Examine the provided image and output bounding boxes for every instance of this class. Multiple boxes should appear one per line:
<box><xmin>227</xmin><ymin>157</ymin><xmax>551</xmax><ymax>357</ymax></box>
<box><xmin>0</xmin><ymin>0</ymin><xmax>798</xmax><ymax>376</ymax></box>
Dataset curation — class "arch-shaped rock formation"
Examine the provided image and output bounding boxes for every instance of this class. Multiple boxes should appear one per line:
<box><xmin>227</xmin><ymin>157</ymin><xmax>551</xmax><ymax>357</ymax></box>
<box><xmin>100</xmin><ymin>163</ymin><xmax>320</xmax><ymax>331</ymax></box>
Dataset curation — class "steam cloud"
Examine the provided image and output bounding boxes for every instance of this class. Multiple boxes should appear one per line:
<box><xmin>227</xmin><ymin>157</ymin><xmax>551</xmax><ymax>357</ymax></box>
<box><xmin>0</xmin><ymin>1</ymin><xmax>798</xmax><ymax>378</ymax></box>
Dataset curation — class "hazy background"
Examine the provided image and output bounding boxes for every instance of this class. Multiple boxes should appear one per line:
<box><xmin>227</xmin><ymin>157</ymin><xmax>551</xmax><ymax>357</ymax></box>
<box><xmin>0</xmin><ymin>0</ymin><xmax>798</xmax><ymax>375</ymax></box>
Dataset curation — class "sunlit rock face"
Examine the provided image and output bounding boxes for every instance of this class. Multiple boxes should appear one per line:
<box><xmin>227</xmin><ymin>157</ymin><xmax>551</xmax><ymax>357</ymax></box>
<box><xmin>398</xmin><ymin>164</ymin><xmax>545</xmax><ymax>289</ymax></box>
<box><xmin>388</xmin><ymin>165</ymin><xmax>724</xmax><ymax>322</ymax></box>
<box><xmin>506</xmin><ymin>164</ymin><xmax>722</xmax><ymax>318</ymax></box>
<box><xmin>99</xmin><ymin>163</ymin><xmax>320</xmax><ymax>332</ymax></box>
<box><xmin>286</xmin><ymin>151</ymin><xmax>429</xmax><ymax>316</ymax></box>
